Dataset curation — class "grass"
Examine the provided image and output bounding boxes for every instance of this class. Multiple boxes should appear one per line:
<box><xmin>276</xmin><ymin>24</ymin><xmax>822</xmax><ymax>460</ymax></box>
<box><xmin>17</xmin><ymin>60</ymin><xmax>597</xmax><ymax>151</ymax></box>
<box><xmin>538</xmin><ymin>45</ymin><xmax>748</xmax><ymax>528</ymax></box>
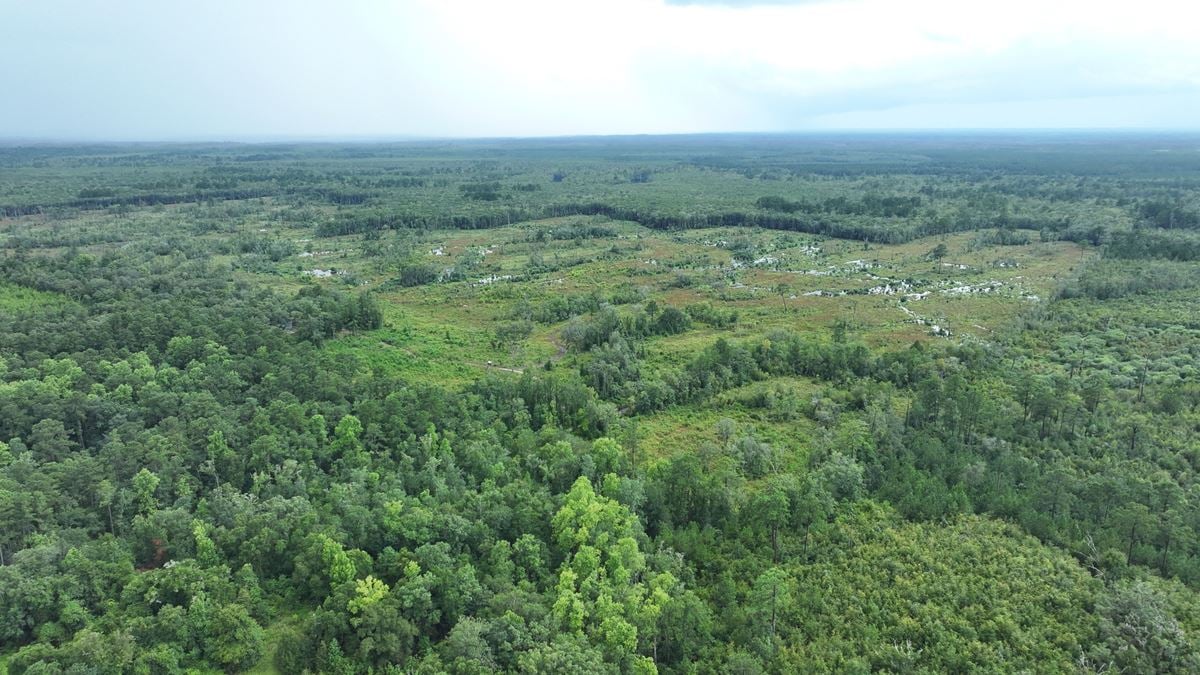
<box><xmin>6</xmin><ymin>208</ymin><xmax>1089</xmax><ymax>388</ymax></box>
<box><xmin>636</xmin><ymin>375</ymin><xmax>822</xmax><ymax>465</ymax></box>
<box><xmin>0</xmin><ymin>199</ymin><xmax>1093</xmax><ymax>396</ymax></box>
<box><xmin>0</xmin><ymin>147</ymin><xmax>1098</xmax><ymax>403</ymax></box>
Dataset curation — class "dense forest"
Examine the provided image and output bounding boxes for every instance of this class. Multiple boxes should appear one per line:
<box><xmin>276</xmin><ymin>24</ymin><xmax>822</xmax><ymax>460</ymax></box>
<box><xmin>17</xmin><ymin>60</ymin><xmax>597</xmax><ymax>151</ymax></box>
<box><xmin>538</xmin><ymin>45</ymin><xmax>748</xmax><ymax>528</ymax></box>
<box><xmin>1</xmin><ymin>134</ymin><xmax>1199</xmax><ymax>673</ymax></box>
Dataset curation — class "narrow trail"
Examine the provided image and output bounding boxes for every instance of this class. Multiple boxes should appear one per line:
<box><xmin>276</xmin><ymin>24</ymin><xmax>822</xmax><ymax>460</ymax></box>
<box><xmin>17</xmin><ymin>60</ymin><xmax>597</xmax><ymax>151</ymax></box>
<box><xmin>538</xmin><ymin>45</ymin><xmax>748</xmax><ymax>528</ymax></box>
<box><xmin>468</xmin><ymin>361</ymin><xmax>525</xmax><ymax>374</ymax></box>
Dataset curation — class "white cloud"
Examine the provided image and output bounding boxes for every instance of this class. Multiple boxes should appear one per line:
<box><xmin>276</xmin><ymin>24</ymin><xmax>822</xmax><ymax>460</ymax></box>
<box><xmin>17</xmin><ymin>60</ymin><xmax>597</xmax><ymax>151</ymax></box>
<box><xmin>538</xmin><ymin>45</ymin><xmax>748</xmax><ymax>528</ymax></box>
<box><xmin>0</xmin><ymin>0</ymin><xmax>1197</xmax><ymax>138</ymax></box>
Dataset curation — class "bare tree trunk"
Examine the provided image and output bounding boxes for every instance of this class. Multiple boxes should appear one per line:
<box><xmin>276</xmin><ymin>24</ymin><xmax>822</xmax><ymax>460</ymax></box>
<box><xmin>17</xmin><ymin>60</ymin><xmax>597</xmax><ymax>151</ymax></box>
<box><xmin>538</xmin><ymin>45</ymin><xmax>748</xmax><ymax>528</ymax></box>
<box><xmin>770</xmin><ymin>582</ymin><xmax>778</xmax><ymax>654</ymax></box>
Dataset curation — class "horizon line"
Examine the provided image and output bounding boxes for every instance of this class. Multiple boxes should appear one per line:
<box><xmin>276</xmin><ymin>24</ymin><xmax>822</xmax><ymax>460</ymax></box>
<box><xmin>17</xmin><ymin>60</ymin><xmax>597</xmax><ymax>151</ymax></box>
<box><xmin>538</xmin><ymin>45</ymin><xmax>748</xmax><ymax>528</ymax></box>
<box><xmin>3</xmin><ymin>127</ymin><xmax>1200</xmax><ymax>146</ymax></box>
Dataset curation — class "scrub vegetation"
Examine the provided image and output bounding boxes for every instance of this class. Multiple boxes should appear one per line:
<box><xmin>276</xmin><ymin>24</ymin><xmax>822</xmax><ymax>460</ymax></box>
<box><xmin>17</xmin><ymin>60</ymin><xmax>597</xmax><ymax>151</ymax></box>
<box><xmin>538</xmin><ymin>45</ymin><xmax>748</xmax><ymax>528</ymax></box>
<box><xmin>2</xmin><ymin>134</ymin><xmax>1199</xmax><ymax>673</ymax></box>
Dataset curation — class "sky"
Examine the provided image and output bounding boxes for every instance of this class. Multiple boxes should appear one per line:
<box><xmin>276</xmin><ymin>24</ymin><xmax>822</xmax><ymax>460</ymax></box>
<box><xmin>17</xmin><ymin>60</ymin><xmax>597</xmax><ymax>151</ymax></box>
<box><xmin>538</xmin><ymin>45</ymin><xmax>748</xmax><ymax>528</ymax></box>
<box><xmin>2</xmin><ymin>0</ymin><xmax>1199</xmax><ymax>140</ymax></box>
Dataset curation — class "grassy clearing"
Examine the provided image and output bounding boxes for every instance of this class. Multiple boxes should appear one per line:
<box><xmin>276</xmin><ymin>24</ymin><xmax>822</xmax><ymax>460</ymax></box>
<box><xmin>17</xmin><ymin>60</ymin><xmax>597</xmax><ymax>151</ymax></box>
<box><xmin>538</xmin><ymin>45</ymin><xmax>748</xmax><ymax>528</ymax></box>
<box><xmin>0</xmin><ymin>201</ymin><xmax>1091</xmax><ymax>390</ymax></box>
<box><xmin>212</xmin><ymin>218</ymin><xmax>1094</xmax><ymax>387</ymax></box>
<box><xmin>636</xmin><ymin>375</ymin><xmax>822</xmax><ymax>464</ymax></box>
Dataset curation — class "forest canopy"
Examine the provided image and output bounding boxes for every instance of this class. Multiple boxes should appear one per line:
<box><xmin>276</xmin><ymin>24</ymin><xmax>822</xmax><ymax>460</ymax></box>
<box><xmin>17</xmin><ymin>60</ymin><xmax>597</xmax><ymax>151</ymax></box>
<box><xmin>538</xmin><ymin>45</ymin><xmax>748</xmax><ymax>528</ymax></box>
<box><xmin>1</xmin><ymin>135</ymin><xmax>1199</xmax><ymax>673</ymax></box>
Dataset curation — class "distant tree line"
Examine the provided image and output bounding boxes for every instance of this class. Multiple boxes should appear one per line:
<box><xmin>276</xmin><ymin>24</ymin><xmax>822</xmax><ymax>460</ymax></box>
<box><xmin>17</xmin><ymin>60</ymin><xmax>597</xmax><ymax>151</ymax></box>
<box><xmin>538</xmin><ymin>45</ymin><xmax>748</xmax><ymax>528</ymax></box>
<box><xmin>756</xmin><ymin>194</ymin><xmax>923</xmax><ymax>218</ymax></box>
<box><xmin>315</xmin><ymin>202</ymin><xmax>960</xmax><ymax>244</ymax></box>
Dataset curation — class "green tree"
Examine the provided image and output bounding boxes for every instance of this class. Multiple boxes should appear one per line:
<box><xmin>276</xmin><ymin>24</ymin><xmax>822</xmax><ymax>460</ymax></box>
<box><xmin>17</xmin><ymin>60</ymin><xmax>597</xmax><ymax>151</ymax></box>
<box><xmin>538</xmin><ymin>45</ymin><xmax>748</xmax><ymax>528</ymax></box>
<box><xmin>322</xmin><ymin>535</ymin><xmax>358</xmax><ymax>590</ymax></box>
<box><xmin>192</xmin><ymin>519</ymin><xmax>220</xmax><ymax>567</ymax></box>
<box><xmin>748</xmin><ymin>567</ymin><xmax>793</xmax><ymax>658</ymax></box>
<box><xmin>1092</xmin><ymin>581</ymin><xmax>1200</xmax><ymax>673</ymax></box>
<box><xmin>205</xmin><ymin>604</ymin><xmax>265</xmax><ymax>672</ymax></box>
<box><xmin>132</xmin><ymin>468</ymin><xmax>160</xmax><ymax>516</ymax></box>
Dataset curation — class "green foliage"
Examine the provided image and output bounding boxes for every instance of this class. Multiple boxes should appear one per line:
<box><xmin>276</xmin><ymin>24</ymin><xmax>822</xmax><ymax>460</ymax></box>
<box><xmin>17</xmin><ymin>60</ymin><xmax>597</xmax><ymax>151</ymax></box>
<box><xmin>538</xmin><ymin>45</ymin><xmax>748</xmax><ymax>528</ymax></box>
<box><xmin>322</xmin><ymin>536</ymin><xmax>359</xmax><ymax>589</ymax></box>
<box><xmin>205</xmin><ymin>603</ymin><xmax>266</xmax><ymax>671</ymax></box>
<box><xmin>2</xmin><ymin>137</ymin><xmax>1200</xmax><ymax>673</ymax></box>
<box><xmin>776</xmin><ymin>507</ymin><xmax>1105</xmax><ymax>672</ymax></box>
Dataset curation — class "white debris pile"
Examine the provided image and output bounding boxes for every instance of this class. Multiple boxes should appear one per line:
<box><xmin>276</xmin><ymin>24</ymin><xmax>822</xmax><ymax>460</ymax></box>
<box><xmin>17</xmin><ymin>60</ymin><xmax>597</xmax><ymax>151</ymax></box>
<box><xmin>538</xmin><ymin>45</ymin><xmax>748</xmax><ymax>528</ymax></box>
<box><xmin>868</xmin><ymin>281</ymin><xmax>913</xmax><ymax>295</ymax></box>
<box><xmin>303</xmin><ymin>269</ymin><xmax>335</xmax><ymax>278</ymax></box>
<box><xmin>943</xmin><ymin>281</ymin><xmax>1004</xmax><ymax>296</ymax></box>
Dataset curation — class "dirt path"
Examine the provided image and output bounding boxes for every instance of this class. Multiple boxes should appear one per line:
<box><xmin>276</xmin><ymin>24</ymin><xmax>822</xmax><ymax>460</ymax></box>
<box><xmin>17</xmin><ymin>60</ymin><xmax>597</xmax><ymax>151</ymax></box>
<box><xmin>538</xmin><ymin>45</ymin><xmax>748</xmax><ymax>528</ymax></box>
<box><xmin>468</xmin><ymin>361</ymin><xmax>524</xmax><ymax>374</ymax></box>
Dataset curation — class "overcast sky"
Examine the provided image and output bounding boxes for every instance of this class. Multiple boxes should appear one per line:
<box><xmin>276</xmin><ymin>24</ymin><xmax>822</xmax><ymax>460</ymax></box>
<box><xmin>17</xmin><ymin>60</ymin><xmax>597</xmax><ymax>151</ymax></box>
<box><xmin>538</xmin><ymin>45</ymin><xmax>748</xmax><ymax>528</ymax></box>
<box><xmin>2</xmin><ymin>0</ymin><xmax>1199</xmax><ymax>139</ymax></box>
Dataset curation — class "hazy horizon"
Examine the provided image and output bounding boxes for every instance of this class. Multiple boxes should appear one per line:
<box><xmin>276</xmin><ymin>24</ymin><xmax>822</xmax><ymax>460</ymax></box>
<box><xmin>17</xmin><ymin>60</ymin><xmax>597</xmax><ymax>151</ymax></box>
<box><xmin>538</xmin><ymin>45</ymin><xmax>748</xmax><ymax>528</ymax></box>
<box><xmin>4</xmin><ymin>0</ymin><xmax>1200</xmax><ymax>140</ymax></box>
<box><xmin>5</xmin><ymin>128</ymin><xmax>1200</xmax><ymax>146</ymax></box>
